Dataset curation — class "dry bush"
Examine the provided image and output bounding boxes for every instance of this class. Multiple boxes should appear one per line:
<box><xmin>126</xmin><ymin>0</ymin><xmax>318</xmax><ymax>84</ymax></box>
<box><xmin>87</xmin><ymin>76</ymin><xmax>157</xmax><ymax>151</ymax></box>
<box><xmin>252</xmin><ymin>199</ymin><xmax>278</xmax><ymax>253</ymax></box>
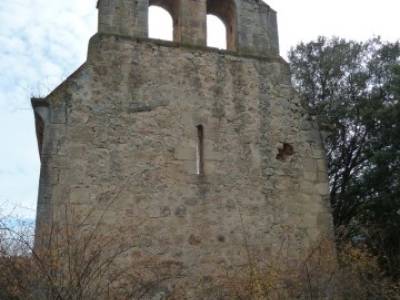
<box><xmin>213</xmin><ymin>239</ymin><xmax>339</xmax><ymax>300</ymax></box>
<box><xmin>0</xmin><ymin>220</ymin><xmax>36</xmax><ymax>300</ymax></box>
<box><xmin>200</xmin><ymin>238</ymin><xmax>399</xmax><ymax>300</ymax></box>
<box><xmin>0</xmin><ymin>202</ymin><xmax>167</xmax><ymax>300</ymax></box>
<box><xmin>2</xmin><ymin>222</ymin><xmax>399</xmax><ymax>299</ymax></box>
<box><xmin>338</xmin><ymin>243</ymin><xmax>400</xmax><ymax>300</ymax></box>
<box><xmin>0</xmin><ymin>172</ymin><xmax>176</xmax><ymax>300</ymax></box>
<box><xmin>1</xmin><ymin>206</ymin><xmax>399</xmax><ymax>300</ymax></box>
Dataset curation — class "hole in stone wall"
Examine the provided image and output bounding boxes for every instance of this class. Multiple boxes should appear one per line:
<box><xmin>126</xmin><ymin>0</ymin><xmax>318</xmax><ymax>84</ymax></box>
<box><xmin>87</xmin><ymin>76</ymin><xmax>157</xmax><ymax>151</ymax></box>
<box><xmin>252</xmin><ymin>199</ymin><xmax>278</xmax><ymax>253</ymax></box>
<box><xmin>196</xmin><ymin>125</ymin><xmax>205</xmax><ymax>175</ymax></box>
<box><xmin>276</xmin><ymin>143</ymin><xmax>294</xmax><ymax>162</ymax></box>
<box><xmin>207</xmin><ymin>14</ymin><xmax>227</xmax><ymax>50</ymax></box>
<box><xmin>217</xmin><ymin>235</ymin><xmax>226</xmax><ymax>243</ymax></box>
<box><xmin>148</xmin><ymin>6</ymin><xmax>173</xmax><ymax>41</ymax></box>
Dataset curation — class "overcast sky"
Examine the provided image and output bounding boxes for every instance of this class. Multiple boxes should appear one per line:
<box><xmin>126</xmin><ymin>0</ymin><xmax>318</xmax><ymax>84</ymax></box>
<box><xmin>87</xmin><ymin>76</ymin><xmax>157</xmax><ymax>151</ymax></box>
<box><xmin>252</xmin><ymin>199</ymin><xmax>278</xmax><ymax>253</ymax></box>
<box><xmin>0</xmin><ymin>0</ymin><xmax>399</xmax><ymax>219</ymax></box>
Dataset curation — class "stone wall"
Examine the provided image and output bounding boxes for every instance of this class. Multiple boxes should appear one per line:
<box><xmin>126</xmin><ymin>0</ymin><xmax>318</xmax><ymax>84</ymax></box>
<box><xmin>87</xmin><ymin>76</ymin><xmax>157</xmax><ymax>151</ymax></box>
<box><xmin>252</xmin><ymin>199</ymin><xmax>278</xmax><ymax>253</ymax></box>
<box><xmin>97</xmin><ymin>0</ymin><xmax>279</xmax><ymax>55</ymax></box>
<box><xmin>33</xmin><ymin>32</ymin><xmax>334</xmax><ymax>297</ymax></box>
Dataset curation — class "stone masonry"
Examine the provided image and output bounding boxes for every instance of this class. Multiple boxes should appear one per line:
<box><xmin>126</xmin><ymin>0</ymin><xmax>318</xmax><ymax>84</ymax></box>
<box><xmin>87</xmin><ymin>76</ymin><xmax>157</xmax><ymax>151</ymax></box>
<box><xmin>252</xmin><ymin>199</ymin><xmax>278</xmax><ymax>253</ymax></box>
<box><xmin>33</xmin><ymin>0</ymin><xmax>335</xmax><ymax>298</ymax></box>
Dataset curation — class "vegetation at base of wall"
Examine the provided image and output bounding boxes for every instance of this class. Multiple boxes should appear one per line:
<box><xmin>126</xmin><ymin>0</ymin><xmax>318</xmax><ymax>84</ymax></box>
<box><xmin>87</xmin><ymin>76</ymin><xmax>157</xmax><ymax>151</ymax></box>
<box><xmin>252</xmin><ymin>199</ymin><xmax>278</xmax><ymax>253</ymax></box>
<box><xmin>2</xmin><ymin>216</ymin><xmax>398</xmax><ymax>300</ymax></box>
<box><xmin>289</xmin><ymin>37</ymin><xmax>400</xmax><ymax>282</ymax></box>
<box><xmin>0</xmin><ymin>203</ymin><xmax>170</xmax><ymax>300</ymax></box>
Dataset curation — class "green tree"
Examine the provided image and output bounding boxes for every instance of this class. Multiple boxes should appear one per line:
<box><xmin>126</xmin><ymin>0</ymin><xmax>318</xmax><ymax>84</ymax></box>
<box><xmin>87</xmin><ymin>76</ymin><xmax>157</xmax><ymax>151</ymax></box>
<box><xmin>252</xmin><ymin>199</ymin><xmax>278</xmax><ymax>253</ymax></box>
<box><xmin>289</xmin><ymin>37</ymin><xmax>400</xmax><ymax>277</ymax></box>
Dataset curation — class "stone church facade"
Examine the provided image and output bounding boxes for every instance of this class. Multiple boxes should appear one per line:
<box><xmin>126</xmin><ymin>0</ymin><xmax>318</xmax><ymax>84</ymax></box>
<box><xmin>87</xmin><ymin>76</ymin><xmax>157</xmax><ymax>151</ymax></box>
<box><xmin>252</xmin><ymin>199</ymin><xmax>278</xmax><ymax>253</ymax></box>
<box><xmin>33</xmin><ymin>0</ymin><xmax>335</xmax><ymax>298</ymax></box>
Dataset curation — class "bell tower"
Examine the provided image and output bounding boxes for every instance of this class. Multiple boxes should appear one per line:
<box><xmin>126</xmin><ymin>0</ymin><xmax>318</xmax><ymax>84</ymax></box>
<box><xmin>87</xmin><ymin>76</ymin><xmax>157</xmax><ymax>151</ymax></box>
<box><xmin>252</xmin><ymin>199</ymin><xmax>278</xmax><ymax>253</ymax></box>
<box><xmin>33</xmin><ymin>0</ymin><xmax>335</xmax><ymax>298</ymax></box>
<box><xmin>96</xmin><ymin>0</ymin><xmax>279</xmax><ymax>54</ymax></box>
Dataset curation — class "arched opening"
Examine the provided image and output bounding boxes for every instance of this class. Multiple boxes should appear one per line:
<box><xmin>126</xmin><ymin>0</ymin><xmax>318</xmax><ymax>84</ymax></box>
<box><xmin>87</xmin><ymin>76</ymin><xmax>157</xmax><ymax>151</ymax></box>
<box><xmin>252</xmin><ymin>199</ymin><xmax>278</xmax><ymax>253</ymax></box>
<box><xmin>207</xmin><ymin>15</ymin><xmax>227</xmax><ymax>50</ymax></box>
<box><xmin>207</xmin><ymin>0</ymin><xmax>236</xmax><ymax>51</ymax></box>
<box><xmin>148</xmin><ymin>6</ymin><xmax>174</xmax><ymax>41</ymax></box>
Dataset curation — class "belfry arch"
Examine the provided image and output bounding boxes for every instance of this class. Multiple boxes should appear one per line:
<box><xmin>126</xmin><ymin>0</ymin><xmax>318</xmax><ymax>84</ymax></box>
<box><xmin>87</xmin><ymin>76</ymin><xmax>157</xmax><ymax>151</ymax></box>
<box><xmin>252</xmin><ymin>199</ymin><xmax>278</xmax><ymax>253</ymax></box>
<box><xmin>148</xmin><ymin>6</ymin><xmax>173</xmax><ymax>41</ymax></box>
<box><xmin>149</xmin><ymin>0</ymin><xmax>181</xmax><ymax>42</ymax></box>
<box><xmin>206</xmin><ymin>0</ymin><xmax>237</xmax><ymax>50</ymax></box>
<box><xmin>207</xmin><ymin>14</ymin><xmax>227</xmax><ymax>49</ymax></box>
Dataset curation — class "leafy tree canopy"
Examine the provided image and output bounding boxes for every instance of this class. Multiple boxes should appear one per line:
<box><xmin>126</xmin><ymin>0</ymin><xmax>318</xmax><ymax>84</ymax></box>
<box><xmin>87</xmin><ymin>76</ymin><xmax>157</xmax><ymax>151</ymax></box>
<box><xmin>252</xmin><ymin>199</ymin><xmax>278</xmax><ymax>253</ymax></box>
<box><xmin>289</xmin><ymin>37</ymin><xmax>400</xmax><ymax>277</ymax></box>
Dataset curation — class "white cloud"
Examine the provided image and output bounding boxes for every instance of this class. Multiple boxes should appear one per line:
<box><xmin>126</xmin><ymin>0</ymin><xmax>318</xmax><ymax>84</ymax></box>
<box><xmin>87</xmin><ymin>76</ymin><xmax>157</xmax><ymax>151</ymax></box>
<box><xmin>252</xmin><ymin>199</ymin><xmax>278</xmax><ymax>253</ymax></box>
<box><xmin>267</xmin><ymin>0</ymin><xmax>400</xmax><ymax>57</ymax></box>
<box><xmin>0</xmin><ymin>0</ymin><xmax>97</xmax><ymax>218</ymax></box>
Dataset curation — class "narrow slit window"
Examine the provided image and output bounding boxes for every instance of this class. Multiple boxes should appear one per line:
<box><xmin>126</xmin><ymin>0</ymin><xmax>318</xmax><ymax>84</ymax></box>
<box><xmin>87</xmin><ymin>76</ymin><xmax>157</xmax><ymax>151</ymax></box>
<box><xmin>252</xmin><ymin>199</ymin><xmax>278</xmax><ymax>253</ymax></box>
<box><xmin>196</xmin><ymin>125</ymin><xmax>205</xmax><ymax>175</ymax></box>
